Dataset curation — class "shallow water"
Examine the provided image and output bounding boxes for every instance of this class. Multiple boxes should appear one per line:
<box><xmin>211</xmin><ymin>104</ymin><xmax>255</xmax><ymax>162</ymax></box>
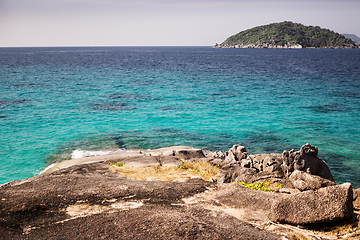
<box><xmin>1</xmin><ymin>47</ymin><xmax>359</xmax><ymax>187</ymax></box>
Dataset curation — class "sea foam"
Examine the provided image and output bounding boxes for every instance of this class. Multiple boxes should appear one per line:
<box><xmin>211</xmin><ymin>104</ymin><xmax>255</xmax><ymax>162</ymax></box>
<box><xmin>70</xmin><ymin>148</ymin><xmax>130</xmax><ymax>159</ymax></box>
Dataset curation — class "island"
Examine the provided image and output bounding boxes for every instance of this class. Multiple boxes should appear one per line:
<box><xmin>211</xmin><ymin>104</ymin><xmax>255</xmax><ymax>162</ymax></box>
<box><xmin>214</xmin><ymin>21</ymin><xmax>358</xmax><ymax>49</ymax></box>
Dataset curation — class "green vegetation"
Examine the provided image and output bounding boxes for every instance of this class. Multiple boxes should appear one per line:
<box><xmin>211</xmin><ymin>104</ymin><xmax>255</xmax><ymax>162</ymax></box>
<box><xmin>221</xmin><ymin>21</ymin><xmax>357</xmax><ymax>48</ymax></box>
<box><xmin>108</xmin><ymin>162</ymin><xmax>124</xmax><ymax>167</ymax></box>
<box><xmin>233</xmin><ymin>181</ymin><xmax>273</xmax><ymax>192</ymax></box>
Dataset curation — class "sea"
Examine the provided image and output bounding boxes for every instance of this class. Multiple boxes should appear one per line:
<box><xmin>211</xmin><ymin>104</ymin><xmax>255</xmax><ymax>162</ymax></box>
<box><xmin>1</xmin><ymin>46</ymin><xmax>360</xmax><ymax>187</ymax></box>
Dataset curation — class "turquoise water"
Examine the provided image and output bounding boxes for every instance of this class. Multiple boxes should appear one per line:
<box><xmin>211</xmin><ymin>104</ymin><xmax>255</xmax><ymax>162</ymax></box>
<box><xmin>1</xmin><ymin>47</ymin><xmax>360</xmax><ymax>186</ymax></box>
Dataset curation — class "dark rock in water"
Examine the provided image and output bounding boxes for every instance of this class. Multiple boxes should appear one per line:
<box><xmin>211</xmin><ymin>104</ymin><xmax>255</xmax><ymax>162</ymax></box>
<box><xmin>307</xmin><ymin>103</ymin><xmax>349</xmax><ymax>113</ymax></box>
<box><xmin>282</xmin><ymin>143</ymin><xmax>334</xmax><ymax>181</ymax></box>
<box><xmin>0</xmin><ymin>99</ymin><xmax>30</xmax><ymax>106</ymax></box>
<box><xmin>90</xmin><ymin>102</ymin><xmax>135</xmax><ymax>111</ymax></box>
<box><xmin>14</xmin><ymin>83</ymin><xmax>46</xmax><ymax>88</ymax></box>
<box><xmin>269</xmin><ymin>183</ymin><xmax>354</xmax><ymax>224</ymax></box>
<box><xmin>157</xmin><ymin>106</ymin><xmax>180</xmax><ymax>111</ymax></box>
<box><xmin>104</xmin><ymin>93</ymin><xmax>147</xmax><ymax>99</ymax></box>
<box><xmin>289</xmin><ymin>170</ymin><xmax>336</xmax><ymax>191</ymax></box>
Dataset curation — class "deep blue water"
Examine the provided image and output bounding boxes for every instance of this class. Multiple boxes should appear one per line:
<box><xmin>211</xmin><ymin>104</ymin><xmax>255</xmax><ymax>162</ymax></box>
<box><xmin>1</xmin><ymin>46</ymin><xmax>360</xmax><ymax>187</ymax></box>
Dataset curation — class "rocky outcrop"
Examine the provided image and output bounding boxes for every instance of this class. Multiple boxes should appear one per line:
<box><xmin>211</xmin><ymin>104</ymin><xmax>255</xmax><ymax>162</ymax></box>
<box><xmin>0</xmin><ymin>161</ymin><xmax>280</xmax><ymax>240</ymax></box>
<box><xmin>215</xmin><ymin>183</ymin><xmax>282</xmax><ymax>211</ymax></box>
<box><xmin>0</xmin><ymin>144</ymin><xmax>357</xmax><ymax>238</ymax></box>
<box><xmin>214</xmin><ymin>42</ymin><xmax>303</xmax><ymax>49</ymax></box>
<box><xmin>353</xmin><ymin>188</ymin><xmax>360</xmax><ymax>211</ymax></box>
<box><xmin>217</xmin><ymin>162</ymin><xmax>258</xmax><ymax>184</ymax></box>
<box><xmin>282</xmin><ymin>143</ymin><xmax>334</xmax><ymax>181</ymax></box>
<box><xmin>216</xmin><ymin>144</ymin><xmax>335</xmax><ymax>191</ymax></box>
<box><xmin>269</xmin><ymin>183</ymin><xmax>354</xmax><ymax>224</ymax></box>
<box><xmin>289</xmin><ymin>170</ymin><xmax>336</xmax><ymax>191</ymax></box>
<box><xmin>250</xmin><ymin>153</ymin><xmax>284</xmax><ymax>177</ymax></box>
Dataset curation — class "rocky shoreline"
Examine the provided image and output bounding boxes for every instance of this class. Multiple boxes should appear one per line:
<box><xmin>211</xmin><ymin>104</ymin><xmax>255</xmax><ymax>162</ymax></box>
<box><xmin>1</xmin><ymin>144</ymin><xmax>359</xmax><ymax>239</ymax></box>
<box><xmin>213</xmin><ymin>43</ymin><xmax>358</xmax><ymax>49</ymax></box>
<box><xmin>214</xmin><ymin>43</ymin><xmax>303</xmax><ymax>49</ymax></box>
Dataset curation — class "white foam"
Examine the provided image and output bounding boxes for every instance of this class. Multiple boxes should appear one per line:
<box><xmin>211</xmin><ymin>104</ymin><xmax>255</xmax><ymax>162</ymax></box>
<box><xmin>70</xmin><ymin>148</ymin><xmax>131</xmax><ymax>159</ymax></box>
<box><xmin>71</xmin><ymin>149</ymin><xmax>111</xmax><ymax>159</ymax></box>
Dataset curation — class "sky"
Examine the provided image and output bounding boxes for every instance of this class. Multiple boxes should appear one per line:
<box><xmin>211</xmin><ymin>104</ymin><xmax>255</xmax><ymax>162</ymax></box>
<box><xmin>1</xmin><ymin>0</ymin><xmax>359</xmax><ymax>47</ymax></box>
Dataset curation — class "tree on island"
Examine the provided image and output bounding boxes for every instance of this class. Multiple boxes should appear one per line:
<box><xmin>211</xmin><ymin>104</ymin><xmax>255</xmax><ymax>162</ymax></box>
<box><xmin>215</xmin><ymin>21</ymin><xmax>357</xmax><ymax>49</ymax></box>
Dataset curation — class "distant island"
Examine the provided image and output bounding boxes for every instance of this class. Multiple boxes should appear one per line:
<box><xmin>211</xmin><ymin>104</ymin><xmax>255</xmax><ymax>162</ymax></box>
<box><xmin>343</xmin><ymin>33</ymin><xmax>360</xmax><ymax>45</ymax></box>
<box><xmin>214</xmin><ymin>21</ymin><xmax>358</xmax><ymax>49</ymax></box>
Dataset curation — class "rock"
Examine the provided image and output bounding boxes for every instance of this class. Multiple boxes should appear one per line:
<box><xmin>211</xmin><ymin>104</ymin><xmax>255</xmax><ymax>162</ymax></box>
<box><xmin>240</xmin><ymin>158</ymin><xmax>252</xmax><ymax>168</ymax></box>
<box><xmin>217</xmin><ymin>162</ymin><xmax>258</xmax><ymax>183</ymax></box>
<box><xmin>206</xmin><ymin>151</ymin><xmax>225</xmax><ymax>160</ymax></box>
<box><xmin>224</xmin><ymin>150</ymin><xmax>237</xmax><ymax>163</ymax></box>
<box><xmin>208</xmin><ymin>158</ymin><xmax>226</xmax><ymax>167</ymax></box>
<box><xmin>216</xmin><ymin>183</ymin><xmax>282</xmax><ymax>212</ymax></box>
<box><xmin>13</xmin><ymin>204</ymin><xmax>279</xmax><ymax>240</ymax></box>
<box><xmin>0</xmin><ymin>160</ymin><xmax>280</xmax><ymax>240</ymax></box>
<box><xmin>173</xmin><ymin>148</ymin><xmax>206</xmax><ymax>161</ymax></box>
<box><xmin>230</xmin><ymin>145</ymin><xmax>248</xmax><ymax>161</ymax></box>
<box><xmin>249</xmin><ymin>153</ymin><xmax>283</xmax><ymax>177</ymax></box>
<box><xmin>353</xmin><ymin>188</ymin><xmax>360</xmax><ymax>210</ymax></box>
<box><xmin>282</xmin><ymin>143</ymin><xmax>334</xmax><ymax>181</ymax></box>
<box><xmin>216</xmin><ymin>162</ymin><xmax>291</xmax><ymax>188</ymax></box>
<box><xmin>262</xmin><ymin>155</ymin><xmax>283</xmax><ymax>176</ymax></box>
<box><xmin>269</xmin><ymin>183</ymin><xmax>354</xmax><ymax>224</ymax></box>
<box><xmin>218</xmin><ymin>144</ymin><xmax>335</xmax><ymax>192</ymax></box>
<box><xmin>145</xmin><ymin>146</ymin><xmax>206</xmax><ymax>161</ymax></box>
<box><xmin>289</xmin><ymin>170</ymin><xmax>336</xmax><ymax>191</ymax></box>
<box><xmin>220</xmin><ymin>145</ymin><xmax>248</xmax><ymax>167</ymax></box>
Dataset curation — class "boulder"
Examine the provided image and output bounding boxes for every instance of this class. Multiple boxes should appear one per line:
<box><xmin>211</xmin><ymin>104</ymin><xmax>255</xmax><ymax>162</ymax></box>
<box><xmin>144</xmin><ymin>146</ymin><xmax>206</xmax><ymax>161</ymax></box>
<box><xmin>353</xmin><ymin>188</ymin><xmax>360</xmax><ymax>210</ymax></box>
<box><xmin>216</xmin><ymin>162</ymin><xmax>292</xmax><ymax>187</ymax></box>
<box><xmin>215</xmin><ymin>183</ymin><xmax>282</xmax><ymax>211</ymax></box>
<box><xmin>249</xmin><ymin>153</ymin><xmax>283</xmax><ymax>177</ymax></box>
<box><xmin>240</xmin><ymin>158</ymin><xmax>252</xmax><ymax>168</ymax></box>
<box><xmin>269</xmin><ymin>183</ymin><xmax>354</xmax><ymax>224</ymax></box>
<box><xmin>173</xmin><ymin>148</ymin><xmax>206</xmax><ymax>161</ymax></box>
<box><xmin>206</xmin><ymin>151</ymin><xmax>225</xmax><ymax>160</ymax></box>
<box><xmin>224</xmin><ymin>150</ymin><xmax>237</xmax><ymax>163</ymax></box>
<box><xmin>230</xmin><ymin>145</ymin><xmax>248</xmax><ymax>161</ymax></box>
<box><xmin>217</xmin><ymin>162</ymin><xmax>258</xmax><ymax>183</ymax></box>
<box><xmin>289</xmin><ymin>170</ymin><xmax>336</xmax><ymax>191</ymax></box>
<box><xmin>282</xmin><ymin>143</ymin><xmax>334</xmax><ymax>181</ymax></box>
<box><xmin>221</xmin><ymin>145</ymin><xmax>248</xmax><ymax>167</ymax></box>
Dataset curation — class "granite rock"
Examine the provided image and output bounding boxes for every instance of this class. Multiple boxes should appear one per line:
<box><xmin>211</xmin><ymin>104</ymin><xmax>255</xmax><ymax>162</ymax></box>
<box><xmin>0</xmin><ymin>161</ymin><xmax>280</xmax><ymax>239</ymax></box>
<box><xmin>353</xmin><ymin>188</ymin><xmax>360</xmax><ymax>211</ymax></box>
<box><xmin>269</xmin><ymin>183</ymin><xmax>354</xmax><ymax>224</ymax></box>
<box><xmin>282</xmin><ymin>143</ymin><xmax>334</xmax><ymax>181</ymax></box>
<box><xmin>289</xmin><ymin>170</ymin><xmax>336</xmax><ymax>191</ymax></box>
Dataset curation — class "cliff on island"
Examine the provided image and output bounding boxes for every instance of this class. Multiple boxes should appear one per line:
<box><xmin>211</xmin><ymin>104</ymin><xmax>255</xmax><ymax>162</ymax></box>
<box><xmin>1</xmin><ymin>144</ymin><xmax>359</xmax><ymax>239</ymax></box>
<box><xmin>214</xmin><ymin>21</ymin><xmax>358</xmax><ymax>49</ymax></box>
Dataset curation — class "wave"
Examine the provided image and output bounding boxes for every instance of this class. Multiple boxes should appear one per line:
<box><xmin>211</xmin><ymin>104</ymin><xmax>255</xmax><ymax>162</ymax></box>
<box><xmin>70</xmin><ymin>148</ymin><xmax>130</xmax><ymax>159</ymax></box>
